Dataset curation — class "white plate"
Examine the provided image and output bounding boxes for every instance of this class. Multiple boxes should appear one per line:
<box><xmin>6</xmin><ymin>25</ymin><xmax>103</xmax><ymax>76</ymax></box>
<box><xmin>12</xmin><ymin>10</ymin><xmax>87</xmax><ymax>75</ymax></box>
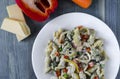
<box><xmin>32</xmin><ymin>12</ymin><xmax>120</xmax><ymax>79</ymax></box>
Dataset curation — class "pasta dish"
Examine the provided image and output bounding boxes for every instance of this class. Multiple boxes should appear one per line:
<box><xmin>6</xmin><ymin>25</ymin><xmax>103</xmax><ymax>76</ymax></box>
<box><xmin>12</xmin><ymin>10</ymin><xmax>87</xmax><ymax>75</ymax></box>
<box><xmin>45</xmin><ymin>26</ymin><xmax>107</xmax><ymax>79</ymax></box>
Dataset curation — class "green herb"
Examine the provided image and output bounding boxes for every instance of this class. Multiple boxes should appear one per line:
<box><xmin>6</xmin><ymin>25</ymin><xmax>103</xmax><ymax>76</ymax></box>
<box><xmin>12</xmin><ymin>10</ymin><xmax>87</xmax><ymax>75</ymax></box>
<box><xmin>101</xmin><ymin>64</ymin><xmax>105</xmax><ymax>68</ymax></box>
<box><xmin>77</xmin><ymin>52</ymin><xmax>82</xmax><ymax>56</ymax></box>
<box><xmin>51</xmin><ymin>61</ymin><xmax>58</xmax><ymax>69</ymax></box>
<box><xmin>63</xmin><ymin>73</ymin><xmax>69</xmax><ymax>78</ymax></box>
<box><xmin>58</xmin><ymin>46</ymin><xmax>63</xmax><ymax>52</ymax></box>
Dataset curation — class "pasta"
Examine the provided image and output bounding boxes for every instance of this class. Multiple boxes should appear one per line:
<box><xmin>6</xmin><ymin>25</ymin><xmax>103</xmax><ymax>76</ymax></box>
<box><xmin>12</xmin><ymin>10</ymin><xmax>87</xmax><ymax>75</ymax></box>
<box><xmin>45</xmin><ymin>26</ymin><xmax>108</xmax><ymax>79</ymax></box>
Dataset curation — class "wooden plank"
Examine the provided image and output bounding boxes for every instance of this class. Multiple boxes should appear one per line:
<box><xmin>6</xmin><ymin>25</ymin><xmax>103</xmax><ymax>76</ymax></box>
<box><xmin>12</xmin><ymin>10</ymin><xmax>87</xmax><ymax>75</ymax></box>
<box><xmin>98</xmin><ymin>0</ymin><xmax>105</xmax><ymax>21</ymax></box>
<box><xmin>105</xmin><ymin>0</ymin><xmax>120</xmax><ymax>79</ymax></box>
<box><xmin>0</xmin><ymin>0</ymin><xmax>37</xmax><ymax>79</ymax></box>
<box><xmin>0</xmin><ymin>0</ymin><xmax>10</xmax><ymax>79</ymax></box>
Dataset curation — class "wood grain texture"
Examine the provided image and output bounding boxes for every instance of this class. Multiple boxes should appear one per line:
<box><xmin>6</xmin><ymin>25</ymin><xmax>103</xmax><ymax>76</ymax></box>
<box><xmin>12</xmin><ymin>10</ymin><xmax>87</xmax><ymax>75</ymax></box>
<box><xmin>105</xmin><ymin>0</ymin><xmax>120</xmax><ymax>79</ymax></box>
<box><xmin>0</xmin><ymin>0</ymin><xmax>37</xmax><ymax>79</ymax></box>
<box><xmin>0</xmin><ymin>0</ymin><xmax>119</xmax><ymax>79</ymax></box>
<box><xmin>98</xmin><ymin>0</ymin><xmax>105</xmax><ymax>21</ymax></box>
<box><xmin>0</xmin><ymin>0</ymin><xmax>10</xmax><ymax>79</ymax></box>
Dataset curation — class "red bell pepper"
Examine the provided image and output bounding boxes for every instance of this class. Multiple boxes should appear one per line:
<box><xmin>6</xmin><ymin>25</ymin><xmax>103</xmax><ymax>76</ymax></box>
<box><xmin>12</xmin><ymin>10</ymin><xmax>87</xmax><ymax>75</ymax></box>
<box><xmin>63</xmin><ymin>68</ymin><xmax>68</xmax><ymax>73</ymax></box>
<box><xmin>64</xmin><ymin>55</ymin><xmax>69</xmax><ymax>59</ymax></box>
<box><xmin>15</xmin><ymin>0</ymin><xmax>58</xmax><ymax>22</ymax></box>
<box><xmin>55</xmin><ymin>52</ymin><xmax>60</xmax><ymax>56</ymax></box>
<box><xmin>55</xmin><ymin>70</ymin><xmax>61</xmax><ymax>77</ymax></box>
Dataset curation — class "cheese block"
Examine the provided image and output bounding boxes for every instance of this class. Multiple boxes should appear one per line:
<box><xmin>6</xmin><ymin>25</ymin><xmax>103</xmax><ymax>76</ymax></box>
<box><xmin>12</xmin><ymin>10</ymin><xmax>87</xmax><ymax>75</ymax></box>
<box><xmin>7</xmin><ymin>4</ymin><xmax>26</xmax><ymax>22</ymax></box>
<box><xmin>6</xmin><ymin>4</ymin><xmax>31</xmax><ymax>41</ymax></box>
<box><xmin>16</xmin><ymin>34</ymin><xmax>29</xmax><ymax>41</ymax></box>
<box><xmin>1</xmin><ymin>18</ymin><xmax>28</xmax><ymax>37</ymax></box>
<box><xmin>16</xmin><ymin>23</ymin><xmax>31</xmax><ymax>41</ymax></box>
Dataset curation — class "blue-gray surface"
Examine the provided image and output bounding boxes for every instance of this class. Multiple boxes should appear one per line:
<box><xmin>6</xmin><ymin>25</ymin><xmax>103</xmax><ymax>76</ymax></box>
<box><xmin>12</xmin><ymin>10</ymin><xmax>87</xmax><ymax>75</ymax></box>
<box><xmin>0</xmin><ymin>0</ymin><xmax>119</xmax><ymax>79</ymax></box>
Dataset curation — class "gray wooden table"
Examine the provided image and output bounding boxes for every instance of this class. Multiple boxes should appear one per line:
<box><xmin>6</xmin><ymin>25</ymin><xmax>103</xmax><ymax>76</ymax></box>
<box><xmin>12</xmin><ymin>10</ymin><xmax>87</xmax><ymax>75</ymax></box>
<box><xmin>0</xmin><ymin>0</ymin><xmax>120</xmax><ymax>79</ymax></box>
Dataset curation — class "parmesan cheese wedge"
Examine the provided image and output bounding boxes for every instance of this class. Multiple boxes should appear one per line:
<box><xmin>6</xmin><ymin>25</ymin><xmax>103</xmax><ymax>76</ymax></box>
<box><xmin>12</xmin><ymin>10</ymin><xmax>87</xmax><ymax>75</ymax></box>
<box><xmin>6</xmin><ymin>4</ymin><xmax>26</xmax><ymax>22</ymax></box>
<box><xmin>16</xmin><ymin>23</ymin><xmax>31</xmax><ymax>41</ymax></box>
<box><xmin>6</xmin><ymin>4</ymin><xmax>31</xmax><ymax>41</ymax></box>
<box><xmin>1</xmin><ymin>18</ymin><xmax>28</xmax><ymax>37</ymax></box>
